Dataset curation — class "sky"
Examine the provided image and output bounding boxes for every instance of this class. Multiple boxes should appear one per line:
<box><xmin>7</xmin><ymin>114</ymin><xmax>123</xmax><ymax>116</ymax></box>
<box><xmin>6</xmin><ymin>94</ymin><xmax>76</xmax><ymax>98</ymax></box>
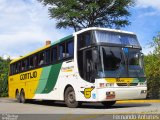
<box><xmin>0</xmin><ymin>0</ymin><xmax>160</xmax><ymax>59</ymax></box>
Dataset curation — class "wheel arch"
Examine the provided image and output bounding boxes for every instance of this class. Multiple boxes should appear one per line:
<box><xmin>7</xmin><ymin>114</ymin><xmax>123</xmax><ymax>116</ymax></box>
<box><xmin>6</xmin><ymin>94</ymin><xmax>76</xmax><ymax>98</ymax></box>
<box><xmin>20</xmin><ymin>88</ymin><xmax>24</xmax><ymax>92</ymax></box>
<box><xmin>20</xmin><ymin>88</ymin><xmax>25</xmax><ymax>96</ymax></box>
<box><xmin>63</xmin><ymin>84</ymin><xmax>74</xmax><ymax>100</ymax></box>
<box><xmin>15</xmin><ymin>89</ymin><xmax>19</xmax><ymax>97</ymax></box>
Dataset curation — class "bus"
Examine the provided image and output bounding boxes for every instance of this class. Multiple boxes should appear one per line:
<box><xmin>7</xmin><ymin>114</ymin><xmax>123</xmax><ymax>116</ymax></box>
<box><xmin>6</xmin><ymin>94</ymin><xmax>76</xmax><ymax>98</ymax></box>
<box><xmin>8</xmin><ymin>27</ymin><xmax>147</xmax><ymax>108</ymax></box>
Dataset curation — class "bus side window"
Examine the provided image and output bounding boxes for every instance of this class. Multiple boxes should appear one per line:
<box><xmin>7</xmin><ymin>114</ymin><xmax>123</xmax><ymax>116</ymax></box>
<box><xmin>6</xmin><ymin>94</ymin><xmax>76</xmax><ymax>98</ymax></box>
<box><xmin>46</xmin><ymin>49</ymin><xmax>51</xmax><ymax>64</ymax></box>
<box><xmin>85</xmin><ymin>34</ymin><xmax>91</xmax><ymax>46</ymax></box>
<box><xmin>59</xmin><ymin>43</ymin><xmax>65</xmax><ymax>60</ymax></box>
<box><xmin>66</xmin><ymin>41</ymin><xmax>74</xmax><ymax>58</ymax></box>
<box><xmin>9</xmin><ymin>65</ymin><xmax>12</xmax><ymax>75</ymax></box>
<box><xmin>29</xmin><ymin>56</ymin><xmax>34</xmax><ymax>69</ymax></box>
<box><xmin>15</xmin><ymin>63</ymin><xmax>17</xmax><ymax>73</ymax></box>
<box><xmin>78</xmin><ymin>32</ymin><xmax>91</xmax><ymax>49</ymax></box>
<box><xmin>21</xmin><ymin>60</ymin><xmax>25</xmax><ymax>71</ymax></box>
<box><xmin>15</xmin><ymin>62</ymin><xmax>20</xmax><ymax>73</ymax></box>
<box><xmin>25</xmin><ymin>58</ymin><xmax>29</xmax><ymax>70</ymax></box>
<box><xmin>33</xmin><ymin>54</ymin><xmax>38</xmax><ymax>67</ymax></box>
<box><xmin>51</xmin><ymin>46</ymin><xmax>58</xmax><ymax>63</ymax></box>
<box><xmin>39</xmin><ymin>52</ymin><xmax>45</xmax><ymax>66</ymax></box>
<box><xmin>13</xmin><ymin>64</ymin><xmax>15</xmax><ymax>74</ymax></box>
<box><xmin>15</xmin><ymin>63</ymin><xmax>18</xmax><ymax>73</ymax></box>
<box><xmin>21</xmin><ymin>58</ymin><xmax>28</xmax><ymax>71</ymax></box>
<box><xmin>10</xmin><ymin>64</ymin><xmax>14</xmax><ymax>75</ymax></box>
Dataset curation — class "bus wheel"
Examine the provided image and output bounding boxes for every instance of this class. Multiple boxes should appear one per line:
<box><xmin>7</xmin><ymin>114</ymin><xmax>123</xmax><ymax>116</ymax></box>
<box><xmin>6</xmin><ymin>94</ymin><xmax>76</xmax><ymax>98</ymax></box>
<box><xmin>64</xmin><ymin>87</ymin><xmax>80</xmax><ymax>108</ymax></box>
<box><xmin>20</xmin><ymin>90</ymin><xmax>26</xmax><ymax>103</ymax></box>
<box><xmin>16</xmin><ymin>90</ymin><xmax>20</xmax><ymax>103</ymax></box>
<box><xmin>101</xmin><ymin>101</ymin><xmax>116</xmax><ymax>107</ymax></box>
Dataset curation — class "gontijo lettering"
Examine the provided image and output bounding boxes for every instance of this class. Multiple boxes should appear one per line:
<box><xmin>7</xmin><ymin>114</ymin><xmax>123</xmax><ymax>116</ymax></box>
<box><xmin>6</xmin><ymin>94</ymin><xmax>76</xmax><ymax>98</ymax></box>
<box><xmin>20</xmin><ymin>71</ymin><xmax>37</xmax><ymax>80</ymax></box>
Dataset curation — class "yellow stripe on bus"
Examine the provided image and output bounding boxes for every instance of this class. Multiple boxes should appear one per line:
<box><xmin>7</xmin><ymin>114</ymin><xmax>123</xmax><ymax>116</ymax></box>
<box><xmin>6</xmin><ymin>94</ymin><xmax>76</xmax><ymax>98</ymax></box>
<box><xmin>10</xmin><ymin>45</ymin><xmax>51</xmax><ymax>64</ymax></box>
<box><xmin>8</xmin><ymin>68</ymin><xmax>42</xmax><ymax>99</ymax></box>
<box><xmin>105</xmin><ymin>78</ymin><xmax>134</xmax><ymax>83</ymax></box>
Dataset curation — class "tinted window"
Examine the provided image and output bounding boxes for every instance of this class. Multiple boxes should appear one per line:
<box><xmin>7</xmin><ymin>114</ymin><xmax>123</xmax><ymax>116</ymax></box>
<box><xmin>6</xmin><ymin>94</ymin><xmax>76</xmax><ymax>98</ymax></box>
<box><xmin>59</xmin><ymin>43</ymin><xmax>65</xmax><ymax>60</ymax></box>
<box><xmin>10</xmin><ymin>37</ymin><xmax>74</xmax><ymax>75</ymax></box>
<box><xmin>10</xmin><ymin>64</ymin><xmax>14</xmax><ymax>75</ymax></box>
<box><xmin>51</xmin><ymin>46</ymin><xmax>58</xmax><ymax>63</ymax></box>
<box><xmin>15</xmin><ymin>62</ymin><xmax>21</xmax><ymax>73</ymax></box>
<box><xmin>97</xmin><ymin>47</ymin><xmax>128</xmax><ymax>78</ymax></box>
<box><xmin>13</xmin><ymin>64</ymin><xmax>16</xmax><ymax>74</ymax></box>
<box><xmin>21</xmin><ymin>60</ymin><xmax>25</xmax><ymax>71</ymax></box>
<box><xmin>29</xmin><ymin>56</ymin><xmax>34</xmax><ymax>69</ymax></box>
<box><xmin>78</xmin><ymin>32</ymin><xmax>91</xmax><ymax>49</ymax></box>
<box><xmin>101</xmin><ymin>47</ymin><xmax>121</xmax><ymax>71</ymax></box>
<box><xmin>39</xmin><ymin>52</ymin><xmax>45</xmax><ymax>66</ymax></box>
<box><xmin>46</xmin><ymin>49</ymin><xmax>51</xmax><ymax>64</ymax></box>
<box><xmin>94</xmin><ymin>30</ymin><xmax>140</xmax><ymax>47</ymax></box>
<box><xmin>33</xmin><ymin>54</ymin><xmax>38</xmax><ymax>67</ymax></box>
<box><xmin>21</xmin><ymin>58</ymin><xmax>28</xmax><ymax>71</ymax></box>
<box><xmin>66</xmin><ymin>41</ymin><xmax>74</xmax><ymax>58</ymax></box>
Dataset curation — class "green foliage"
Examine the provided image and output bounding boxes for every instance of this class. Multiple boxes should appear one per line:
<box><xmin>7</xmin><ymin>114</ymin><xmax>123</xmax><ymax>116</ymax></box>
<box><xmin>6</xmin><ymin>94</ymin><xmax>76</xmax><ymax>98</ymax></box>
<box><xmin>0</xmin><ymin>57</ymin><xmax>10</xmax><ymax>97</ymax></box>
<box><xmin>144</xmin><ymin>32</ymin><xmax>160</xmax><ymax>99</ymax></box>
<box><xmin>38</xmin><ymin>0</ymin><xmax>135</xmax><ymax>31</ymax></box>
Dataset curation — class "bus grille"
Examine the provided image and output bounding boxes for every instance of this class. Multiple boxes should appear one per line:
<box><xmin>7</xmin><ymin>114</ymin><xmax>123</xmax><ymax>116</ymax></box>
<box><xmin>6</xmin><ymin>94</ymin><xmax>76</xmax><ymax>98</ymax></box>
<box><xmin>117</xmin><ymin>83</ymin><xmax>138</xmax><ymax>86</ymax></box>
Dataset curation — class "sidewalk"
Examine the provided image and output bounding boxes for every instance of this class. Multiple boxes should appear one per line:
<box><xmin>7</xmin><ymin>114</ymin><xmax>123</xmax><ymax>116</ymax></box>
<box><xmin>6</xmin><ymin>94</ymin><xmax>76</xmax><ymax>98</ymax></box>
<box><xmin>0</xmin><ymin>97</ymin><xmax>160</xmax><ymax>103</ymax></box>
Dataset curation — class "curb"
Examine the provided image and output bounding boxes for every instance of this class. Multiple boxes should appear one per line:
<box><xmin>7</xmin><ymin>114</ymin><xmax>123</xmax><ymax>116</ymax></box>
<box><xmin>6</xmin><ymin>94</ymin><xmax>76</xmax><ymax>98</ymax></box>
<box><xmin>117</xmin><ymin>100</ymin><xmax>160</xmax><ymax>103</ymax></box>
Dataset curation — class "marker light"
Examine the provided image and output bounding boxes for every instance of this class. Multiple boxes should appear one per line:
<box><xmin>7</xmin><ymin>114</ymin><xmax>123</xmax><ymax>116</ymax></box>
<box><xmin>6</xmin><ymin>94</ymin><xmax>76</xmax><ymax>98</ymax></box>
<box><xmin>99</xmin><ymin>83</ymin><xmax>114</xmax><ymax>88</ymax></box>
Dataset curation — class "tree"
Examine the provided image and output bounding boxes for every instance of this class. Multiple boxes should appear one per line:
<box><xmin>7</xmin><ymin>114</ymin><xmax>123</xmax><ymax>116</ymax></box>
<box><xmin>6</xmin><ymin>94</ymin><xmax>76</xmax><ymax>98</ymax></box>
<box><xmin>144</xmin><ymin>32</ymin><xmax>160</xmax><ymax>99</ymax></box>
<box><xmin>38</xmin><ymin>0</ymin><xmax>135</xmax><ymax>31</ymax></box>
<box><xmin>0</xmin><ymin>57</ymin><xmax>10</xmax><ymax>97</ymax></box>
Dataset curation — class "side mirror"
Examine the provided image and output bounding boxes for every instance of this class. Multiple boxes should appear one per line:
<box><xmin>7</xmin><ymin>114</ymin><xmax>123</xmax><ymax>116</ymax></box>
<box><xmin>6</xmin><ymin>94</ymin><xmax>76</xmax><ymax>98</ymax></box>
<box><xmin>141</xmin><ymin>53</ymin><xmax>144</xmax><ymax>57</ymax></box>
<box><xmin>141</xmin><ymin>52</ymin><xmax>144</xmax><ymax>67</ymax></box>
<box><xmin>92</xmin><ymin>49</ymin><xmax>99</xmax><ymax>64</ymax></box>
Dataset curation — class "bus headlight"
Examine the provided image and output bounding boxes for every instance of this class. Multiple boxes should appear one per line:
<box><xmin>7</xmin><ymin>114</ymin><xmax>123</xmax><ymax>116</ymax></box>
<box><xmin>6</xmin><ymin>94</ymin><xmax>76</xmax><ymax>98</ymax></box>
<box><xmin>99</xmin><ymin>83</ymin><xmax>114</xmax><ymax>88</ymax></box>
<box><xmin>141</xmin><ymin>90</ymin><xmax>147</xmax><ymax>94</ymax></box>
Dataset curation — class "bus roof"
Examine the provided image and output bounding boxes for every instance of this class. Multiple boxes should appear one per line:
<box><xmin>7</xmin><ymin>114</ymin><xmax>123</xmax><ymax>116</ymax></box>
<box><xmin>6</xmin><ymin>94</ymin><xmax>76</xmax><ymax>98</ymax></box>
<box><xmin>10</xmin><ymin>27</ymin><xmax>136</xmax><ymax>64</ymax></box>
<box><xmin>73</xmin><ymin>27</ymin><xmax>136</xmax><ymax>36</ymax></box>
<box><xmin>10</xmin><ymin>35</ymin><xmax>73</xmax><ymax>64</ymax></box>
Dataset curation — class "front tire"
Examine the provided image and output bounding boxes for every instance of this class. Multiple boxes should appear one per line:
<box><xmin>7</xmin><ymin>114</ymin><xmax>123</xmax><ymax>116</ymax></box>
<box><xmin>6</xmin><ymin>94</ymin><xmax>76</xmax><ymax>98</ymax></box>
<box><xmin>102</xmin><ymin>101</ymin><xmax>116</xmax><ymax>107</ymax></box>
<box><xmin>64</xmin><ymin>87</ymin><xmax>80</xmax><ymax>108</ymax></box>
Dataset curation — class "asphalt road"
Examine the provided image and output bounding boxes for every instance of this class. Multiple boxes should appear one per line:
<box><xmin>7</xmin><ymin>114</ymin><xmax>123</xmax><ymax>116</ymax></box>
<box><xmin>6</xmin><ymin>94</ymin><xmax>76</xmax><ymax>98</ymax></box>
<box><xmin>0</xmin><ymin>98</ymin><xmax>160</xmax><ymax>114</ymax></box>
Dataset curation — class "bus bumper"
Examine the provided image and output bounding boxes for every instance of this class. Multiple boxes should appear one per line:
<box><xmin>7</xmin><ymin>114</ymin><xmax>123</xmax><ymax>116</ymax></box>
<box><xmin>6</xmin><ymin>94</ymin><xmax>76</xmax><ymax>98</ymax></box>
<box><xmin>96</xmin><ymin>87</ymin><xmax>147</xmax><ymax>101</ymax></box>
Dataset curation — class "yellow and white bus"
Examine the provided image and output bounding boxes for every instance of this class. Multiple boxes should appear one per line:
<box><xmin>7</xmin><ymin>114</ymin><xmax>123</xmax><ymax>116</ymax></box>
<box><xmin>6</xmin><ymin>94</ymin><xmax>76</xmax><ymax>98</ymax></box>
<box><xmin>8</xmin><ymin>27</ymin><xmax>147</xmax><ymax>108</ymax></box>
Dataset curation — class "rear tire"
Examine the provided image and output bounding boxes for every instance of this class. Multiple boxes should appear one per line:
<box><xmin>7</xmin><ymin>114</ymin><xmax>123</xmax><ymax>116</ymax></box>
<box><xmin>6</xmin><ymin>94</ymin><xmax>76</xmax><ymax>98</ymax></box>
<box><xmin>64</xmin><ymin>87</ymin><xmax>80</xmax><ymax>108</ymax></box>
<box><xmin>102</xmin><ymin>101</ymin><xmax>116</xmax><ymax>107</ymax></box>
<box><xmin>16</xmin><ymin>90</ymin><xmax>20</xmax><ymax>103</ymax></box>
<box><xmin>20</xmin><ymin>90</ymin><xmax>26</xmax><ymax>103</ymax></box>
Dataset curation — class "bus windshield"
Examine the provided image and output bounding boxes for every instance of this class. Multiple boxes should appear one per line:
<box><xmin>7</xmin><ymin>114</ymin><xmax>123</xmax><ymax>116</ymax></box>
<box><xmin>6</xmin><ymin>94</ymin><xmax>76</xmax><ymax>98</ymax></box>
<box><xmin>97</xmin><ymin>46</ymin><xmax>145</xmax><ymax>78</ymax></box>
<box><xmin>94</xmin><ymin>30</ymin><xmax>140</xmax><ymax>47</ymax></box>
<box><xmin>98</xmin><ymin>46</ymin><xmax>127</xmax><ymax>78</ymax></box>
<box><xmin>127</xmin><ymin>48</ymin><xmax>145</xmax><ymax>77</ymax></box>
